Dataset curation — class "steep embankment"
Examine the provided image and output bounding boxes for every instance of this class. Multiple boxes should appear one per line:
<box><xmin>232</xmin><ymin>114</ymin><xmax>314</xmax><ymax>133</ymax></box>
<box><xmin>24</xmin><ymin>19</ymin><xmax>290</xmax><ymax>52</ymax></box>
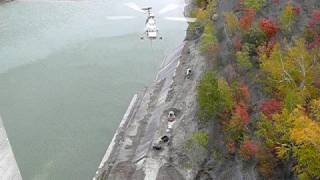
<box><xmin>95</xmin><ymin>0</ymin><xmax>320</xmax><ymax>180</ymax></box>
<box><xmin>192</xmin><ymin>0</ymin><xmax>320</xmax><ymax>180</ymax></box>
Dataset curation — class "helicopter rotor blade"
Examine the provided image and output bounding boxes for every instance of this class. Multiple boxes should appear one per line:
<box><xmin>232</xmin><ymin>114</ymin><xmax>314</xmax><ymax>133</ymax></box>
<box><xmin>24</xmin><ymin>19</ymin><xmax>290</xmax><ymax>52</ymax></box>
<box><xmin>17</xmin><ymin>0</ymin><xmax>89</xmax><ymax>3</ymax></box>
<box><xmin>158</xmin><ymin>4</ymin><xmax>180</xmax><ymax>15</ymax></box>
<box><xmin>124</xmin><ymin>2</ymin><xmax>145</xmax><ymax>13</ymax></box>
<box><xmin>106</xmin><ymin>16</ymin><xmax>137</xmax><ymax>20</ymax></box>
<box><xmin>164</xmin><ymin>17</ymin><xmax>197</xmax><ymax>22</ymax></box>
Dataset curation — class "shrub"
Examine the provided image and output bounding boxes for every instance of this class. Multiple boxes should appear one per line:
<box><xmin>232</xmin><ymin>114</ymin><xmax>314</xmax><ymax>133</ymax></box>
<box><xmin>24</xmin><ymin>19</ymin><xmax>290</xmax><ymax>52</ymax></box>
<box><xmin>310</xmin><ymin>99</ymin><xmax>320</xmax><ymax>122</ymax></box>
<box><xmin>239</xmin><ymin>84</ymin><xmax>251</xmax><ymax>104</ymax></box>
<box><xmin>290</xmin><ymin>108</ymin><xmax>320</xmax><ymax>179</ymax></box>
<box><xmin>256</xmin><ymin>148</ymin><xmax>276</xmax><ymax>177</ymax></box>
<box><xmin>308</xmin><ymin>10</ymin><xmax>320</xmax><ymax>31</ymax></box>
<box><xmin>196</xmin><ymin>0</ymin><xmax>208</xmax><ymax>8</ymax></box>
<box><xmin>218</xmin><ymin>79</ymin><xmax>235</xmax><ymax>112</ymax></box>
<box><xmin>260</xmin><ymin>19</ymin><xmax>279</xmax><ymax>38</ymax></box>
<box><xmin>224</xmin><ymin>115</ymin><xmax>247</xmax><ymax>142</ymax></box>
<box><xmin>227</xmin><ymin>142</ymin><xmax>236</xmax><ymax>154</ymax></box>
<box><xmin>200</xmin><ymin>22</ymin><xmax>218</xmax><ymax>56</ymax></box>
<box><xmin>236</xmin><ymin>46</ymin><xmax>253</xmax><ymax>70</ymax></box>
<box><xmin>284</xmin><ymin>89</ymin><xmax>304</xmax><ymax>112</ymax></box>
<box><xmin>196</xmin><ymin>9</ymin><xmax>210</xmax><ymax>23</ymax></box>
<box><xmin>234</xmin><ymin>103</ymin><xmax>250</xmax><ymax>125</ymax></box>
<box><xmin>239</xmin><ymin>139</ymin><xmax>258</xmax><ymax>160</ymax></box>
<box><xmin>257</xmin><ymin>39</ymin><xmax>276</xmax><ymax>57</ymax></box>
<box><xmin>192</xmin><ymin>132</ymin><xmax>209</xmax><ymax>148</ymax></box>
<box><xmin>239</xmin><ymin>9</ymin><xmax>256</xmax><ymax>31</ymax></box>
<box><xmin>233</xmin><ymin>35</ymin><xmax>243</xmax><ymax>51</ymax></box>
<box><xmin>261</xmin><ymin>99</ymin><xmax>282</xmax><ymax>120</ymax></box>
<box><xmin>241</xmin><ymin>0</ymin><xmax>266</xmax><ymax>12</ymax></box>
<box><xmin>281</xmin><ymin>3</ymin><xmax>300</xmax><ymax>31</ymax></box>
<box><xmin>243</xmin><ymin>28</ymin><xmax>267</xmax><ymax>55</ymax></box>
<box><xmin>306</xmin><ymin>10</ymin><xmax>320</xmax><ymax>48</ymax></box>
<box><xmin>224</xmin><ymin>12</ymin><xmax>239</xmax><ymax>35</ymax></box>
<box><xmin>198</xmin><ymin>72</ymin><xmax>225</xmax><ymax>121</ymax></box>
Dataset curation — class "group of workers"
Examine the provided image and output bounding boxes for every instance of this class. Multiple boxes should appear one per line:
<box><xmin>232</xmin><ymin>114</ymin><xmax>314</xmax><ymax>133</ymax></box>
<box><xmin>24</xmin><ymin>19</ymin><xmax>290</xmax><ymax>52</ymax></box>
<box><xmin>152</xmin><ymin>68</ymin><xmax>193</xmax><ymax>151</ymax></box>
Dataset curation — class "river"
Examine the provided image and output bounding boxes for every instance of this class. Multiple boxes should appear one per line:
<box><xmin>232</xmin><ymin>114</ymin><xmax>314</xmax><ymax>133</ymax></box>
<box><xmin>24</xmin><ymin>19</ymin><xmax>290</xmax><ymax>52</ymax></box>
<box><xmin>0</xmin><ymin>0</ymin><xmax>187</xmax><ymax>179</ymax></box>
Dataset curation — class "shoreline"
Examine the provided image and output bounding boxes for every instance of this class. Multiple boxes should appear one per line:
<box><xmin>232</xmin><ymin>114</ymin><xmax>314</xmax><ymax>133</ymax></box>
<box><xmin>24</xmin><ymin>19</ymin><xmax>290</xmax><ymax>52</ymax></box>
<box><xmin>93</xmin><ymin>41</ymin><xmax>193</xmax><ymax>179</ymax></box>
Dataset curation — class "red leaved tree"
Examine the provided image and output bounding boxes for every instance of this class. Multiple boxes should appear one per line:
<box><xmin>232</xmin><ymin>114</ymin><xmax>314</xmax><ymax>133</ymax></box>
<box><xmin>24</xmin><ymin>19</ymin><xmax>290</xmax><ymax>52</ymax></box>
<box><xmin>308</xmin><ymin>10</ymin><xmax>320</xmax><ymax>29</ymax></box>
<box><xmin>260</xmin><ymin>19</ymin><xmax>279</xmax><ymax>38</ymax></box>
<box><xmin>261</xmin><ymin>99</ymin><xmax>282</xmax><ymax>120</ymax></box>
<box><xmin>239</xmin><ymin>84</ymin><xmax>251</xmax><ymax>104</ymax></box>
<box><xmin>233</xmin><ymin>34</ymin><xmax>243</xmax><ymax>51</ymax></box>
<box><xmin>234</xmin><ymin>103</ymin><xmax>250</xmax><ymax>125</ymax></box>
<box><xmin>227</xmin><ymin>142</ymin><xmax>236</xmax><ymax>154</ymax></box>
<box><xmin>239</xmin><ymin>9</ymin><xmax>256</xmax><ymax>31</ymax></box>
<box><xmin>239</xmin><ymin>139</ymin><xmax>258</xmax><ymax>160</ymax></box>
<box><xmin>307</xmin><ymin>10</ymin><xmax>320</xmax><ymax>49</ymax></box>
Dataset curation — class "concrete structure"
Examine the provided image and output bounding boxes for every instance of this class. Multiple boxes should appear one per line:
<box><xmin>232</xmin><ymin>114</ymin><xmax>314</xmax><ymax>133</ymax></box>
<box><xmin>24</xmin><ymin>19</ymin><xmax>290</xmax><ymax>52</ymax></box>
<box><xmin>0</xmin><ymin>116</ymin><xmax>23</xmax><ymax>180</ymax></box>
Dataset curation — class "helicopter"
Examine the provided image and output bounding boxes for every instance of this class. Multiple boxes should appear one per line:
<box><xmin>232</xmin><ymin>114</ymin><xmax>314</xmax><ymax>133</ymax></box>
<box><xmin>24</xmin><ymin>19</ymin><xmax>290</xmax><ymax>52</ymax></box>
<box><xmin>107</xmin><ymin>2</ymin><xmax>197</xmax><ymax>41</ymax></box>
<box><xmin>141</xmin><ymin>7</ymin><xmax>162</xmax><ymax>40</ymax></box>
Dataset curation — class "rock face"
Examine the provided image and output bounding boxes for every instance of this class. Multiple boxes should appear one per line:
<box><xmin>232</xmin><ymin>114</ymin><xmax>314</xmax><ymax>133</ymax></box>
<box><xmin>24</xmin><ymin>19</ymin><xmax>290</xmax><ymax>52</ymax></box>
<box><xmin>94</xmin><ymin>39</ymin><xmax>258</xmax><ymax>179</ymax></box>
<box><xmin>93</xmin><ymin>41</ymin><xmax>203</xmax><ymax>180</ymax></box>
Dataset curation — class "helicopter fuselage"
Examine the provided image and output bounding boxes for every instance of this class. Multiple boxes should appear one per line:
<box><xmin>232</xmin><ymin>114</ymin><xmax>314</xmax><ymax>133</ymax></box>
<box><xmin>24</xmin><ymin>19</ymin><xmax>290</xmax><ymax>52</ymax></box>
<box><xmin>145</xmin><ymin>17</ymin><xmax>158</xmax><ymax>39</ymax></box>
<box><xmin>140</xmin><ymin>7</ymin><xmax>162</xmax><ymax>40</ymax></box>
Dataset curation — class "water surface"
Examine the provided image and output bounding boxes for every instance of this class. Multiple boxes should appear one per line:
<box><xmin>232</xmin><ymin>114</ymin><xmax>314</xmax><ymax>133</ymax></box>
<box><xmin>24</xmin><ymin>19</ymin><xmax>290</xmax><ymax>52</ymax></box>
<box><xmin>0</xmin><ymin>0</ymin><xmax>187</xmax><ymax>179</ymax></box>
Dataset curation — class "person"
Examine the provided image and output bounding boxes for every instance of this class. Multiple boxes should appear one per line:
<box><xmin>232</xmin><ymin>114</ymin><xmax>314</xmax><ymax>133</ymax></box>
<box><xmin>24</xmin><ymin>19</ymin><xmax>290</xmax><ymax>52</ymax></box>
<box><xmin>186</xmin><ymin>68</ymin><xmax>192</xmax><ymax>79</ymax></box>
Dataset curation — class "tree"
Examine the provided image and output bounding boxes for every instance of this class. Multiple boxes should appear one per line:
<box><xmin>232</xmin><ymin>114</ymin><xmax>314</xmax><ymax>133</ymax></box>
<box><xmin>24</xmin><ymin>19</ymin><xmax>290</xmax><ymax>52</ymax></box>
<box><xmin>261</xmin><ymin>99</ymin><xmax>282</xmax><ymax>120</ymax></box>
<box><xmin>192</xmin><ymin>132</ymin><xmax>209</xmax><ymax>149</ymax></box>
<box><xmin>280</xmin><ymin>3</ymin><xmax>300</xmax><ymax>31</ymax></box>
<box><xmin>224</xmin><ymin>12</ymin><xmax>239</xmax><ymax>35</ymax></box>
<box><xmin>260</xmin><ymin>39</ymin><xmax>319</xmax><ymax>98</ymax></box>
<box><xmin>239</xmin><ymin>9</ymin><xmax>256</xmax><ymax>31</ymax></box>
<box><xmin>256</xmin><ymin>147</ymin><xmax>277</xmax><ymax>178</ymax></box>
<box><xmin>290</xmin><ymin>108</ymin><xmax>320</xmax><ymax>179</ymax></box>
<box><xmin>239</xmin><ymin>84</ymin><xmax>251</xmax><ymax>104</ymax></box>
<box><xmin>236</xmin><ymin>46</ymin><xmax>253</xmax><ymax>70</ymax></box>
<box><xmin>234</xmin><ymin>103</ymin><xmax>250</xmax><ymax>125</ymax></box>
<box><xmin>198</xmin><ymin>72</ymin><xmax>231</xmax><ymax>121</ymax></box>
<box><xmin>240</xmin><ymin>0</ymin><xmax>266</xmax><ymax>11</ymax></box>
<box><xmin>239</xmin><ymin>139</ymin><xmax>258</xmax><ymax>160</ymax></box>
<box><xmin>310</xmin><ymin>99</ymin><xmax>320</xmax><ymax>122</ymax></box>
<box><xmin>224</xmin><ymin>115</ymin><xmax>247</xmax><ymax>142</ymax></box>
<box><xmin>260</xmin><ymin>19</ymin><xmax>279</xmax><ymax>38</ymax></box>
<box><xmin>200</xmin><ymin>22</ymin><xmax>218</xmax><ymax>56</ymax></box>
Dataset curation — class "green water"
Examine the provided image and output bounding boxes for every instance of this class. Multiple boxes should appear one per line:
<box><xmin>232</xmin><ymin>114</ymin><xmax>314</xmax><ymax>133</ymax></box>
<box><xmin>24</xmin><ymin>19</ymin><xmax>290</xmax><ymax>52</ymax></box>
<box><xmin>0</xmin><ymin>0</ymin><xmax>187</xmax><ymax>179</ymax></box>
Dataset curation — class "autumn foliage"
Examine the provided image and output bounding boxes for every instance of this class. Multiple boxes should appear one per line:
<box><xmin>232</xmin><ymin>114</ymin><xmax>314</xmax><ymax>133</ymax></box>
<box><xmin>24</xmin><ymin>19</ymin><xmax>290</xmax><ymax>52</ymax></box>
<box><xmin>261</xmin><ymin>99</ymin><xmax>282</xmax><ymax>120</ymax></box>
<box><xmin>239</xmin><ymin>139</ymin><xmax>258</xmax><ymax>160</ymax></box>
<box><xmin>239</xmin><ymin>9</ymin><xmax>256</xmax><ymax>31</ymax></box>
<box><xmin>306</xmin><ymin>10</ymin><xmax>320</xmax><ymax>48</ymax></box>
<box><xmin>227</xmin><ymin>142</ymin><xmax>236</xmax><ymax>154</ymax></box>
<box><xmin>260</xmin><ymin>19</ymin><xmax>279</xmax><ymax>38</ymax></box>
<box><xmin>239</xmin><ymin>84</ymin><xmax>251</xmax><ymax>104</ymax></box>
<box><xmin>308</xmin><ymin>10</ymin><xmax>320</xmax><ymax>29</ymax></box>
<box><xmin>234</xmin><ymin>104</ymin><xmax>250</xmax><ymax>125</ymax></box>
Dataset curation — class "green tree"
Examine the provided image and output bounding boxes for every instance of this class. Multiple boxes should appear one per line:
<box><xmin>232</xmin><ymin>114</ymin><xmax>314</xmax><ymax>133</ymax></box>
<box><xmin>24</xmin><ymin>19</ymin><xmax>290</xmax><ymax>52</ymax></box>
<box><xmin>224</xmin><ymin>12</ymin><xmax>239</xmax><ymax>35</ymax></box>
<box><xmin>242</xmin><ymin>0</ymin><xmax>266</xmax><ymax>11</ymax></box>
<box><xmin>198</xmin><ymin>72</ymin><xmax>232</xmax><ymax>121</ymax></box>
